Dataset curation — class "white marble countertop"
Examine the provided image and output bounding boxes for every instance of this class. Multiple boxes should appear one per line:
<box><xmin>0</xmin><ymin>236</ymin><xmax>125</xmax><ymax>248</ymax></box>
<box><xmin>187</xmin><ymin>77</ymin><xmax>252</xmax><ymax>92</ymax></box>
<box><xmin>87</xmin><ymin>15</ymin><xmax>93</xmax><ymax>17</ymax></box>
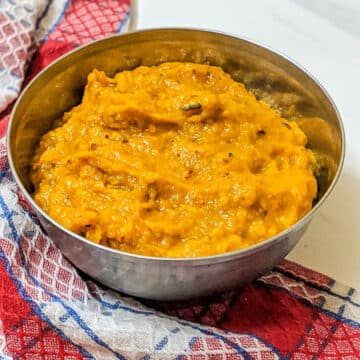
<box><xmin>135</xmin><ymin>0</ymin><xmax>360</xmax><ymax>289</ymax></box>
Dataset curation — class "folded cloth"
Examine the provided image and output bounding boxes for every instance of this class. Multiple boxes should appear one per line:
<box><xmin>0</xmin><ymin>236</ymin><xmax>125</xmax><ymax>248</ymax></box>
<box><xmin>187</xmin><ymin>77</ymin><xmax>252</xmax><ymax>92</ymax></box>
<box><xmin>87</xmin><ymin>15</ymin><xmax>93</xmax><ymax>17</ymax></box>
<box><xmin>0</xmin><ymin>0</ymin><xmax>131</xmax><ymax>115</ymax></box>
<box><xmin>1</xmin><ymin>1</ymin><xmax>360</xmax><ymax>359</ymax></box>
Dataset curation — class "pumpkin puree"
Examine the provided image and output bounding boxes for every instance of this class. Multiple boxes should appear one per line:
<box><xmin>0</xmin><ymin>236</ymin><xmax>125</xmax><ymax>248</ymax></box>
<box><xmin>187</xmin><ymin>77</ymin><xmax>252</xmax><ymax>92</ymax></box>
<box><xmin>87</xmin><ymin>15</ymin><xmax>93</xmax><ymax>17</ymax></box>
<box><xmin>31</xmin><ymin>62</ymin><xmax>317</xmax><ymax>257</ymax></box>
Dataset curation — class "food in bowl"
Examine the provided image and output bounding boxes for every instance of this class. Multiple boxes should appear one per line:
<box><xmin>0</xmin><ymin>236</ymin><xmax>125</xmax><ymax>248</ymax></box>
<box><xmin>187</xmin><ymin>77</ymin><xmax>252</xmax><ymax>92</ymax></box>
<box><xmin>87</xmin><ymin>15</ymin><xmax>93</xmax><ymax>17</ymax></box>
<box><xmin>30</xmin><ymin>62</ymin><xmax>317</xmax><ymax>258</ymax></box>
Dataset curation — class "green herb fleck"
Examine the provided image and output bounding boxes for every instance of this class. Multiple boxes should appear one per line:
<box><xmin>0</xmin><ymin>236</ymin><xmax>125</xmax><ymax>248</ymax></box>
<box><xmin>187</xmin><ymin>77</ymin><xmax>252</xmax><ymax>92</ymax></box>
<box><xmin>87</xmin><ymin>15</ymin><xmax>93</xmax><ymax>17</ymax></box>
<box><xmin>183</xmin><ymin>102</ymin><xmax>202</xmax><ymax>111</ymax></box>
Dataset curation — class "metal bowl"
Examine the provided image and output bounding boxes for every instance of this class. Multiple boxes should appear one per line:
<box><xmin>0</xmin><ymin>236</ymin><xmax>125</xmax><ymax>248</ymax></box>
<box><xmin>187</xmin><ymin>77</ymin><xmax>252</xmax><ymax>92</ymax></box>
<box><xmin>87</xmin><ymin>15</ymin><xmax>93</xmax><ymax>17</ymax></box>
<box><xmin>7</xmin><ymin>29</ymin><xmax>345</xmax><ymax>300</ymax></box>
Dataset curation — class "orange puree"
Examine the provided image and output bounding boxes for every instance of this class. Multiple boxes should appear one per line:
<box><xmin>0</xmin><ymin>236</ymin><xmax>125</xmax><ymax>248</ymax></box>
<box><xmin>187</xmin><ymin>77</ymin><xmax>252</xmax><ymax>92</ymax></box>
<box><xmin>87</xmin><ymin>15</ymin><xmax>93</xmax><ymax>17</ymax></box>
<box><xmin>31</xmin><ymin>62</ymin><xmax>317</xmax><ymax>257</ymax></box>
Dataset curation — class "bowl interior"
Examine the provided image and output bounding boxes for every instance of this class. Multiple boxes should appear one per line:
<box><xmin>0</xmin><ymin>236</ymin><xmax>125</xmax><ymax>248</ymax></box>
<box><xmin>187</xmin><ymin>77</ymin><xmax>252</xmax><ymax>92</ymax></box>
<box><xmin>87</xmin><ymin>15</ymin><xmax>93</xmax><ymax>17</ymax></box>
<box><xmin>8</xmin><ymin>29</ymin><xmax>344</xmax><ymax>214</ymax></box>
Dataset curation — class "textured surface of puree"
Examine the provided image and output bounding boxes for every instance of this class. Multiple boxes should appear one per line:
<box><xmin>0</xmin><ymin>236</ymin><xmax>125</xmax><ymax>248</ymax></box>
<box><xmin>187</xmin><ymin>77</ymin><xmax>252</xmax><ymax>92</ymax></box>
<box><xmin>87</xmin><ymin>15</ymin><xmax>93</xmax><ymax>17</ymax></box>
<box><xmin>31</xmin><ymin>62</ymin><xmax>317</xmax><ymax>257</ymax></box>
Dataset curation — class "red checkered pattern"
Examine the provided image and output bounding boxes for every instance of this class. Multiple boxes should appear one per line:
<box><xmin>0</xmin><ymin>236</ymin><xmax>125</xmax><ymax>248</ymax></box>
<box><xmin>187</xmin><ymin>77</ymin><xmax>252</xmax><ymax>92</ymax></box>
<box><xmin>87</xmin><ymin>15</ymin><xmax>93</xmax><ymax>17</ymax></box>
<box><xmin>2</xmin><ymin>0</ymin><xmax>360</xmax><ymax>359</ymax></box>
<box><xmin>0</xmin><ymin>12</ymin><xmax>30</xmax><ymax>76</ymax></box>
<box><xmin>293</xmin><ymin>314</ymin><xmax>360</xmax><ymax>359</ymax></box>
<box><xmin>149</xmin><ymin>265</ymin><xmax>360</xmax><ymax>358</ymax></box>
<box><xmin>48</xmin><ymin>0</ymin><xmax>130</xmax><ymax>46</ymax></box>
<box><xmin>0</xmin><ymin>260</ymin><xmax>84</xmax><ymax>359</ymax></box>
<box><xmin>189</xmin><ymin>335</ymin><xmax>279</xmax><ymax>359</ymax></box>
<box><xmin>1</xmin><ymin>229</ymin><xmax>88</xmax><ymax>302</ymax></box>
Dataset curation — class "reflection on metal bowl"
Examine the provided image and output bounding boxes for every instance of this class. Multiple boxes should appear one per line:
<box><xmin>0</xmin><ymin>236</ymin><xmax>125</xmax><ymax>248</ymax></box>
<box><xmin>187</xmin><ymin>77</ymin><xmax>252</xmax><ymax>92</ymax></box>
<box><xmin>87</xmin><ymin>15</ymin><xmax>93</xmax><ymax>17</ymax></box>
<box><xmin>7</xmin><ymin>29</ymin><xmax>345</xmax><ymax>300</ymax></box>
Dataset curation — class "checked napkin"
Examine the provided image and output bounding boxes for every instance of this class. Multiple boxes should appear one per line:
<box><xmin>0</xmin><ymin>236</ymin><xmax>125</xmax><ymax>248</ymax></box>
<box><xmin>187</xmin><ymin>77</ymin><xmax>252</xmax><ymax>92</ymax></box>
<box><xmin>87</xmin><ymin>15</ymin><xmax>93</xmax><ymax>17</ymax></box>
<box><xmin>1</xmin><ymin>1</ymin><xmax>360</xmax><ymax>359</ymax></box>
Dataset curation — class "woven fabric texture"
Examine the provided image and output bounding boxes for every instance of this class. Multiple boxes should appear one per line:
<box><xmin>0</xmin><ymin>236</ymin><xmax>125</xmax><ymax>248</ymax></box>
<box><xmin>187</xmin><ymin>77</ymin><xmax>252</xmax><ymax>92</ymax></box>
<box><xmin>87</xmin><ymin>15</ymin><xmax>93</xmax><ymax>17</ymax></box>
<box><xmin>1</xmin><ymin>1</ymin><xmax>360</xmax><ymax>359</ymax></box>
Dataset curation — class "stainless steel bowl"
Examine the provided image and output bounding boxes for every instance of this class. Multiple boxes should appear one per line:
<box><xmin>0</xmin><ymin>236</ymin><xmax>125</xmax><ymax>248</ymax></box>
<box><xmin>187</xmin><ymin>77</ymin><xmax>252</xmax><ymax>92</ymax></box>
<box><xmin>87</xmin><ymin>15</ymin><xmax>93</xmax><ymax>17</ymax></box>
<box><xmin>7</xmin><ymin>29</ymin><xmax>345</xmax><ymax>300</ymax></box>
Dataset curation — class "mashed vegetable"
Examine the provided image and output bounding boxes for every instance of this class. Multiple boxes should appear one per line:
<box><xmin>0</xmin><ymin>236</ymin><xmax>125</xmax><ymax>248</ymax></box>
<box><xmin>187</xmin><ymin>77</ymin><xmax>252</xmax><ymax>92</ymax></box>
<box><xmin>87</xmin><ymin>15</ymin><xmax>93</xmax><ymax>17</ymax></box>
<box><xmin>31</xmin><ymin>62</ymin><xmax>317</xmax><ymax>257</ymax></box>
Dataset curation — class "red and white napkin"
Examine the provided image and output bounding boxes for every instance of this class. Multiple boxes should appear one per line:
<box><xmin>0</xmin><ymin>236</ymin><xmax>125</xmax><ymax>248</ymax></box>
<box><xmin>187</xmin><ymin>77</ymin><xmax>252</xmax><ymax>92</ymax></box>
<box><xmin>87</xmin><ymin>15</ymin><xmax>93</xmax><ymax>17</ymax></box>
<box><xmin>1</xmin><ymin>1</ymin><xmax>360</xmax><ymax>358</ymax></box>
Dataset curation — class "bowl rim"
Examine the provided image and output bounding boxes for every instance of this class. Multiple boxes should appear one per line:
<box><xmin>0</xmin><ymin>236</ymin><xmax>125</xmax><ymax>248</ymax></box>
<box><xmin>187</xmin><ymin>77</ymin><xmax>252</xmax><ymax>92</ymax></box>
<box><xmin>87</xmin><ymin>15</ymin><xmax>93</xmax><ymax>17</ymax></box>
<box><xmin>6</xmin><ymin>27</ymin><xmax>346</xmax><ymax>264</ymax></box>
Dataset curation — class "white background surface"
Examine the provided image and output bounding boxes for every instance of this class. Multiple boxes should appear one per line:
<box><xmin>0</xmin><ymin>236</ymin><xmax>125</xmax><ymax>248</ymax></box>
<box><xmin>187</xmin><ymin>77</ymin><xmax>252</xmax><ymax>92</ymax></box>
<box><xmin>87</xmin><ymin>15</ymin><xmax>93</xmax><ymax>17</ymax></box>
<box><xmin>135</xmin><ymin>0</ymin><xmax>360</xmax><ymax>289</ymax></box>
